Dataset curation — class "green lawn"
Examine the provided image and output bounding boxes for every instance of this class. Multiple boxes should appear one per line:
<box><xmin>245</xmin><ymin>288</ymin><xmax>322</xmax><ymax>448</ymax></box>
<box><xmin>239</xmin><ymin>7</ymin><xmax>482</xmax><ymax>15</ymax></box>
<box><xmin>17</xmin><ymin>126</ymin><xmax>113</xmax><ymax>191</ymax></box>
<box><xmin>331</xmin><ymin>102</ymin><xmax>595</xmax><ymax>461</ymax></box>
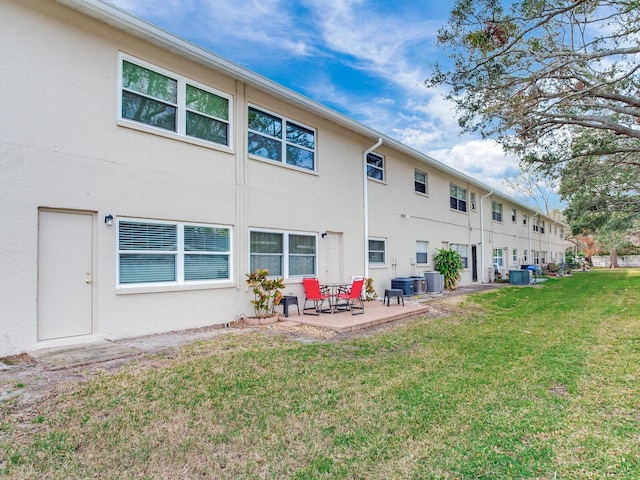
<box><xmin>2</xmin><ymin>269</ymin><xmax>639</xmax><ymax>479</ymax></box>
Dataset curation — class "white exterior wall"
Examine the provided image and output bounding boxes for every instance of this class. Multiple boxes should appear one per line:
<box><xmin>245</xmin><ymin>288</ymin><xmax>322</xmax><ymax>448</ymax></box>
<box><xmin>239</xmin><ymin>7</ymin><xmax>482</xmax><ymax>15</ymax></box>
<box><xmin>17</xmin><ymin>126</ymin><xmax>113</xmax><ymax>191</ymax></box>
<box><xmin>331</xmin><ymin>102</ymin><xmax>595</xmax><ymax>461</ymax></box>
<box><xmin>0</xmin><ymin>0</ymin><xmax>567</xmax><ymax>356</ymax></box>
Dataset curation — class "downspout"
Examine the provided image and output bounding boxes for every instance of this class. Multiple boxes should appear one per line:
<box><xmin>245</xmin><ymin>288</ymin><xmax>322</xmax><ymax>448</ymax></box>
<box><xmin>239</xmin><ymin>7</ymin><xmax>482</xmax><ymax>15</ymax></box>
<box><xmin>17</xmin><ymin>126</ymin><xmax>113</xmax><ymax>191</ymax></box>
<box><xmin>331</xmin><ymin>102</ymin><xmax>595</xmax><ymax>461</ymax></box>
<box><xmin>363</xmin><ymin>138</ymin><xmax>383</xmax><ymax>279</ymax></box>
<box><xmin>479</xmin><ymin>190</ymin><xmax>493</xmax><ymax>283</ymax></box>
<box><xmin>528</xmin><ymin>211</ymin><xmax>537</xmax><ymax>265</ymax></box>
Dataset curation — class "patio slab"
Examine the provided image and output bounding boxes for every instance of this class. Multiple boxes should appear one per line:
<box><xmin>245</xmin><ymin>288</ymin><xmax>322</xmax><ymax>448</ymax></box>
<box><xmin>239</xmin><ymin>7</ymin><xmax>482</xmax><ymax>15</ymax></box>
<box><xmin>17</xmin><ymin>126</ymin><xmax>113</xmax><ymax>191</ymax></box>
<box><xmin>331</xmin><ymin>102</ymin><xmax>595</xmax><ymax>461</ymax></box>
<box><xmin>278</xmin><ymin>299</ymin><xmax>430</xmax><ymax>333</ymax></box>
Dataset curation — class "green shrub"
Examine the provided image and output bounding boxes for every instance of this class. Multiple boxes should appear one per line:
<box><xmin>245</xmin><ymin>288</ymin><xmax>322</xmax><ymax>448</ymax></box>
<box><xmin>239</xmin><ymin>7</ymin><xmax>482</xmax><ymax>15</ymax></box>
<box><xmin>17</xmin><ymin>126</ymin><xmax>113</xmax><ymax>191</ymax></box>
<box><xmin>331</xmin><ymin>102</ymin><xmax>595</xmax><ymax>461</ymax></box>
<box><xmin>433</xmin><ymin>248</ymin><xmax>464</xmax><ymax>290</ymax></box>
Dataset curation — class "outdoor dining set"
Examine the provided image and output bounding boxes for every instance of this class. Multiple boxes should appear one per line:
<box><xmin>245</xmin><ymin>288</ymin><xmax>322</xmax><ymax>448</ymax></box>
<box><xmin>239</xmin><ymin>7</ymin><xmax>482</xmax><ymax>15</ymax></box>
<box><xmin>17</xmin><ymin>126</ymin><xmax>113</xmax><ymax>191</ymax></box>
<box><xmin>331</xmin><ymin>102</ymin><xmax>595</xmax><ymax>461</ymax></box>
<box><xmin>302</xmin><ymin>276</ymin><xmax>365</xmax><ymax>316</ymax></box>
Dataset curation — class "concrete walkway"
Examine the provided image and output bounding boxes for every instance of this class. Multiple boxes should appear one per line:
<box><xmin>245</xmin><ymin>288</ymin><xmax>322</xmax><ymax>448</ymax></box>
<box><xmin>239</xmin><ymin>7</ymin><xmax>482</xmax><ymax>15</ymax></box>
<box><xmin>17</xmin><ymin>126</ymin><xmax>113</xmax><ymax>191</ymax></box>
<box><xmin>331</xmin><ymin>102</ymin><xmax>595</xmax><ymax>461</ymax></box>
<box><xmin>28</xmin><ymin>341</ymin><xmax>141</xmax><ymax>371</ymax></box>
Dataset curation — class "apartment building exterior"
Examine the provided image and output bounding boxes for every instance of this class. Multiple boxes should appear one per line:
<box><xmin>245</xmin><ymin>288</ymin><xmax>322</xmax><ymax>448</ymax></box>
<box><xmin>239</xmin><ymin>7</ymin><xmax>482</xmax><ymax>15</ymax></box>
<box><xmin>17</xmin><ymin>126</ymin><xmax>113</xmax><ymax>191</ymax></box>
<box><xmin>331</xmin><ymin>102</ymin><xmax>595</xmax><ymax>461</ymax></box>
<box><xmin>0</xmin><ymin>0</ymin><xmax>565</xmax><ymax>356</ymax></box>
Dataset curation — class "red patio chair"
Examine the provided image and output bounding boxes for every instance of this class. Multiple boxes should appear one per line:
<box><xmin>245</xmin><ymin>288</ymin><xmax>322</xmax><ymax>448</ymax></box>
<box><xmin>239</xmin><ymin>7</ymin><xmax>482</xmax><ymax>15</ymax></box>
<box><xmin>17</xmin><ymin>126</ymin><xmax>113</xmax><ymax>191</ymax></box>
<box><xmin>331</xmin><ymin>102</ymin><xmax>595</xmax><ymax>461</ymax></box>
<box><xmin>302</xmin><ymin>277</ymin><xmax>332</xmax><ymax>315</ymax></box>
<box><xmin>335</xmin><ymin>277</ymin><xmax>365</xmax><ymax>315</ymax></box>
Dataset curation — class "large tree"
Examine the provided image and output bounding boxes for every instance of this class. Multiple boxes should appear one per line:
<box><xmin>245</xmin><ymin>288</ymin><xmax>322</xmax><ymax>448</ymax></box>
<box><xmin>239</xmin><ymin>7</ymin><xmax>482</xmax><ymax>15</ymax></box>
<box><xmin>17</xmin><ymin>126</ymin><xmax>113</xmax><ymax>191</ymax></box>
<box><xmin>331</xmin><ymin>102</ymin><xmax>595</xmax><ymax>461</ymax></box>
<box><xmin>429</xmin><ymin>0</ymin><xmax>640</xmax><ymax>158</ymax></box>
<box><xmin>428</xmin><ymin>0</ymin><xmax>640</xmax><ymax>239</ymax></box>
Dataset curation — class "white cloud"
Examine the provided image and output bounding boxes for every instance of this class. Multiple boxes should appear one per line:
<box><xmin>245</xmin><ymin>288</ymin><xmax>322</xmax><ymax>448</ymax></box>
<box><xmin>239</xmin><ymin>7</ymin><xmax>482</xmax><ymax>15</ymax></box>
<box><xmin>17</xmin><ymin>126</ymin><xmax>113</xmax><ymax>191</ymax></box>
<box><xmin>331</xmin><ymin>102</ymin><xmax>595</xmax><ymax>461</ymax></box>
<box><xmin>429</xmin><ymin>140</ymin><xmax>521</xmax><ymax>192</ymax></box>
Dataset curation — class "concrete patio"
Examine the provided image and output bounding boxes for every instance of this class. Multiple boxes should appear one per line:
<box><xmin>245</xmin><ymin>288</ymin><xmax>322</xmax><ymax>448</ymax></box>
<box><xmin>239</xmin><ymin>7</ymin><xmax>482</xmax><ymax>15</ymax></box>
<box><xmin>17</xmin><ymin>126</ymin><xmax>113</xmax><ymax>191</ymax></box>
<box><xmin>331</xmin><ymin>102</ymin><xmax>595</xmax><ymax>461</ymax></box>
<box><xmin>276</xmin><ymin>297</ymin><xmax>431</xmax><ymax>333</ymax></box>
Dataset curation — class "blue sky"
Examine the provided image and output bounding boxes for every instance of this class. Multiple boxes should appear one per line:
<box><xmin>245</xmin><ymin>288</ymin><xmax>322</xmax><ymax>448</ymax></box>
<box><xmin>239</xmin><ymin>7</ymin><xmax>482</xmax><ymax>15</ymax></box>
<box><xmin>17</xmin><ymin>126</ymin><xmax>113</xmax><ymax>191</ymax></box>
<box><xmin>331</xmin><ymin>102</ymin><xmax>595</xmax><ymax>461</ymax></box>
<box><xmin>108</xmin><ymin>0</ymin><xmax>534</xmax><ymax>200</ymax></box>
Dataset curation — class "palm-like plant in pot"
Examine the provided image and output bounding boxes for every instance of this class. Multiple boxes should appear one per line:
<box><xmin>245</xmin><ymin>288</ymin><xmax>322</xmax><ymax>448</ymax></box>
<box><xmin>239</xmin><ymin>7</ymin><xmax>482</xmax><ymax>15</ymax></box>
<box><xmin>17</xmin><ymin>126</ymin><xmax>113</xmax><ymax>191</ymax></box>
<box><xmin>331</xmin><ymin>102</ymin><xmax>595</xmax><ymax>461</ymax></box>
<box><xmin>245</xmin><ymin>269</ymin><xmax>285</xmax><ymax>319</ymax></box>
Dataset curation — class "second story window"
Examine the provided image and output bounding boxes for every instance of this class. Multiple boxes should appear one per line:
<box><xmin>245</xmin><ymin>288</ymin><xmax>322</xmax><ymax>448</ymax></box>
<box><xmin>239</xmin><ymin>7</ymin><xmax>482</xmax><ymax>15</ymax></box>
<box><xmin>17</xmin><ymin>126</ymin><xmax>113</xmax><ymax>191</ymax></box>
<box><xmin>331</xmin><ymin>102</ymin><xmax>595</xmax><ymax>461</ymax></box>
<box><xmin>450</xmin><ymin>184</ymin><xmax>467</xmax><ymax>212</ymax></box>
<box><xmin>512</xmin><ymin>208</ymin><xmax>517</xmax><ymax>222</ymax></box>
<box><xmin>367</xmin><ymin>153</ymin><xmax>385</xmax><ymax>181</ymax></box>
<box><xmin>120</xmin><ymin>55</ymin><xmax>231</xmax><ymax>147</ymax></box>
<box><xmin>248</xmin><ymin>106</ymin><xmax>315</xmax><ymax>171</ymax></box>
<box><xmin>414</xmin><ymin>169</ymin><xmax>427</xmax><ymax>194</ymax></box>
<box><xmin>470</xmin><ymin>192</ymin><xmax>477</xmax><ymax>211</ymax></box>
<box><xmin>492</xmin><ymin>201</ymin><xmax>503</xmax><ymax>222</ymax></box>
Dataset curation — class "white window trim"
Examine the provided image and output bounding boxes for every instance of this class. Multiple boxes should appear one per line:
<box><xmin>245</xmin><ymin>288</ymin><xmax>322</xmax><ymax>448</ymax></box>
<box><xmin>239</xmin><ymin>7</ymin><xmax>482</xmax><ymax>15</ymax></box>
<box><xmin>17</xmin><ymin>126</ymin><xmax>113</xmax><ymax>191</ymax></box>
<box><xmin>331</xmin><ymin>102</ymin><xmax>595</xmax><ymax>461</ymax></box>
<box><xmin>511</xmin><ymin>208</ymin><xmax>517</xmax><ymax>223</ymax></box>
<box><xmin>492</xmin><ymin>201</ymin><xmax>503</xmax><ymax>223</ymax></box>
<box><xmin>416</xmin><ymin>240</ymin><xmax>429</xmax><ymax>265</ymax></box>
<box><xmin>451</xmin><ymin>243</ymin><xmax>469</xmax><ymax>269</ymax></box>
<box><xmin>493</xmin><ymin>248</ymin><xmax>504</xmax><ymax>267</ymax></box>
<box><xmin>248</xmin><ymin>228</ymin><xmax>318</xmax><ymax>279</ymax></box>
<box><xmin>450</xmin><ymin>183</ymin><xmax>468</xmax><ymax>213</ymax></box>
<box><xmin>117</xmin><ymin>53</ymin><xmax>233</xmax><ymax>152</ymax></box>
<box><xmin>247</xmin><ymin>104</ymin><xmax>317</xmax><ymax>173</ymax></box>
<box><xmin>368</xmin><ymin>237</ymin><xmax>387</xmax><ymax>266</ymax></box>
<box><xmin>470</xmin><ymin>192</ymin><xmax>477</xmax><ymax>212</ymax></box>
<box><xmin>366</xmin><ymin>152</ymin><xmax>386</xmax><ymax>183</ymax></box>
<box><xmin>414</xmin><ymin>169</ymin><xmax>428</xmax><ymax>195</ymax></box>
<box><xmin>116</xmin><ymin>217</ymin><xmax>233</xmax><ymax>294</ymax></box>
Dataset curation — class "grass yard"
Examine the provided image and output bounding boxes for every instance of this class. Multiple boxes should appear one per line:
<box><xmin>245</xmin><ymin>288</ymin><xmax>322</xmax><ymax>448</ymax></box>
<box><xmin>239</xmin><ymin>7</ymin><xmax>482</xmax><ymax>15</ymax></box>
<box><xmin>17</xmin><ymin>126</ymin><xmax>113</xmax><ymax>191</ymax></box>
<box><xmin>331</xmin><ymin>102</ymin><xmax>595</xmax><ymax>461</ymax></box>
<box><xmin>1</xmin><ymin>269</ymin><xmax>639</xmax><ymax>479</ymax></box>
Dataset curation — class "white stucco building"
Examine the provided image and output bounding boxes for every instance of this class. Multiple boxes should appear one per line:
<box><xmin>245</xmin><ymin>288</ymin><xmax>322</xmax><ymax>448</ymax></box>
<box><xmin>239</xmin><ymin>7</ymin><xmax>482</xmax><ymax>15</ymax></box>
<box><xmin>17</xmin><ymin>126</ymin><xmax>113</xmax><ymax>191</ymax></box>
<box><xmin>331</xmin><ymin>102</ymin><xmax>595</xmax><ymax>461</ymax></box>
<box><xmin>0</xmin><ymin>0</ymin><xmax>566</xmax><ymax>356</ymax></box>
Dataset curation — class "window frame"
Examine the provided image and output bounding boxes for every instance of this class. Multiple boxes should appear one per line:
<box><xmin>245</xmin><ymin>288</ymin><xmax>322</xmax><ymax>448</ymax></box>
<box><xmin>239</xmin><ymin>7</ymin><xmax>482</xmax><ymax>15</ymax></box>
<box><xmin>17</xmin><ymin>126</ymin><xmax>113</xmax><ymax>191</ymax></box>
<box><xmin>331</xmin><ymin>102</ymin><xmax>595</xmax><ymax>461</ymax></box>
<box><xmin>366</xmin><ymin>152</ymin><xmax>385</xmax><ymax>182</ymax></box>
<box><xmin>470</xmin><ymin>192</ymin><xmax>477</xmax><ymax>211</ymax></box>
<box><xmin>247</xmin><ymin>105</ymin><xmax>316</xmax><ymax>172</ymax></box>
<box><xmin>451</xmin><ymin>243</ymin><xmax>468</xmax><ymax>269</ymax></box>
<box><xmin>416</xmin><ymin>240</ymin><xmax>429</xmax><ymax>264</ymax></box>
<box><xmin>513</xmin><ymin>248</ymin><xmax>518</xmax><ymax>263</ymax></box>
<box><xmin>249</xmin><ymin>228</ymin><xmax>318</xmax><ymax>278</ymax></box>
<box><xmin>492</xmin><ymin>201</ymin><xmax>503</xmax><ymax>222</ymax></box>
<box><xmin>118</xmin><ymin>53</ymin><xmax>233</xmax><ymax>150</ymax></box>
<box><xmin>117</xmin><ymin>217</ymin><xmax>233</xmax><ymax>290</ymax></box>
<box><xmin>414</xmin><ymin>169</ymin><xmax>428</xmax><ymax>195</ymax></box>
<box><xmin>368</xmin><ymin>237</ymin><xmax>387</xmax><ymax>266</ymax></box>
<box><xmin>450</xmin><ymin>183</ymin><xmax>468</xmax><ymax>213</ymax></box>
<box><xmin>511</xmin><ymin>208</ymin><xmax>517</xmax><ymax>223</ymax></box>
<box><xmin>493</xmin><ymin>248</ymin><xmax>504</xmax><ymax>268</ymax></box>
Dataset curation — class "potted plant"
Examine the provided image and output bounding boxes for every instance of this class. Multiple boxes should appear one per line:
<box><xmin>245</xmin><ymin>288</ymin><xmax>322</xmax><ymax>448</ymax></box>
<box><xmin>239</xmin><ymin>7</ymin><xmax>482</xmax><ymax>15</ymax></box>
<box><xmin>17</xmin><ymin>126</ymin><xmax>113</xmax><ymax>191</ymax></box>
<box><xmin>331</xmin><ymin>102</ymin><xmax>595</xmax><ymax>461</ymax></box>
<box><xmin>364</xmin><ymin>277</ymin><xmax>378</xmax><ymax>301</ymax></box>
<box><xmin>433</xmin><ymin>248</ymin><xmax>463</xmax><ymax>290</ymax></box>
<box><xmin>245</xmin><ymin>269</ymin><xmax>285</xmax><ymax>324</ymax></box>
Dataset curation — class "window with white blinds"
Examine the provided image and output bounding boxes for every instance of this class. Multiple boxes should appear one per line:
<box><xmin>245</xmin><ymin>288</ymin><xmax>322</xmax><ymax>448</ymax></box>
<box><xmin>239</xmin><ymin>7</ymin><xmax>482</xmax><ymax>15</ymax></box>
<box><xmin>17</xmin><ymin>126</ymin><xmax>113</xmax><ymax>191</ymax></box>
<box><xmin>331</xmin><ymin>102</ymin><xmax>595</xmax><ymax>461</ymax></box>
<box><xmin>249</xmin><ymin>229</ymin><xmax>316</xmax><ymax>278</ymax></box>
<box><xmin>118</xmin><ymin>219</ymin><xmax>231</xmax><ymax>285</ymax></box>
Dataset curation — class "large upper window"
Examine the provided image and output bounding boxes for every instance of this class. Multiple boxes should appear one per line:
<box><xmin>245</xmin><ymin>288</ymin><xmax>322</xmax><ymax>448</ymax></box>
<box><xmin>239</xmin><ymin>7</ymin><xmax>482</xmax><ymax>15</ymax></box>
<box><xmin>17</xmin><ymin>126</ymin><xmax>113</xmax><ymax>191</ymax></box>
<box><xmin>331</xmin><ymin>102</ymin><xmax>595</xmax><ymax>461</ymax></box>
<box><xmin>450</xmin><ymin>184</ymin><xmax>467</xmax><ymax>212</ymax></box>
<box><xmin>248</xmin><ymin>107</ymin><xmax>315</xmax><ymax>171</ymax></box>
<box><xmin>120</xmin><ymin>55</ymin><xmax>231</xmax><ymax>147</ymax></box>
<box><xmin>368</xmin><ymin>238</ymin><xmax>386</xmax><ymax>265</ymax></box>
<box><xmin>367</xmin><ymin>153</ymin><xmax>385</xmax><ymax>181</ymax></box>
<box><xmin>249</xmin><ymin>230</ymin><xmax>316</xmax><ymax>277</ymax></box>
<box><xmin>118</xmin><ymin>219</ymin><xmax>231</xmax><ymax>286</ymax></box>
<box><xmin>414</xmin><ymin>169</ymin><xmax>427</xmax><ymax>194</ymax></box>
<box><xmin>492</xmin><ymin>201</ymin><xmax>503</xmax><ymax>222</ymax></box>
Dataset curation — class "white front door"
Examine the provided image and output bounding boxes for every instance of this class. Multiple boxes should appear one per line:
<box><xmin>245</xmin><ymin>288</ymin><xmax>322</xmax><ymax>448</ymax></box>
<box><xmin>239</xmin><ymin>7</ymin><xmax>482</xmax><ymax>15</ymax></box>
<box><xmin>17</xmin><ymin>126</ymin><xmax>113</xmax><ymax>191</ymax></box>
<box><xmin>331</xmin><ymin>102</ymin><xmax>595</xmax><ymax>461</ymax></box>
<box><xmin>324</xmin><ymin>232</ymin><xmax>344</xmax><ymax>284</ymax></box>
<box><xmin>38</xmin><ymin>210</ymin><xmax>93</xmax><ymax>341</ymax></box>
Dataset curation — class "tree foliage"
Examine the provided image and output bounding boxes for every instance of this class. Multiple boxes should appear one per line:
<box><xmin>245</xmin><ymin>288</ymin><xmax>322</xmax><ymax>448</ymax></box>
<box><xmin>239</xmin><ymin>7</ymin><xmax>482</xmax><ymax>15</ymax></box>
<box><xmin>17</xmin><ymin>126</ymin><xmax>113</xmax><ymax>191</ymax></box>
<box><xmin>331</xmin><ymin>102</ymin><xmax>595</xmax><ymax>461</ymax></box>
<box><xmin>429</xmin><ymin>0</ymin><xmax>640</xmax><ymax>239</ymax></box>
<box><xmin>429</xmin><ymin>0</ymin><xmax>640</xmax><ymax>162</ymax></box>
